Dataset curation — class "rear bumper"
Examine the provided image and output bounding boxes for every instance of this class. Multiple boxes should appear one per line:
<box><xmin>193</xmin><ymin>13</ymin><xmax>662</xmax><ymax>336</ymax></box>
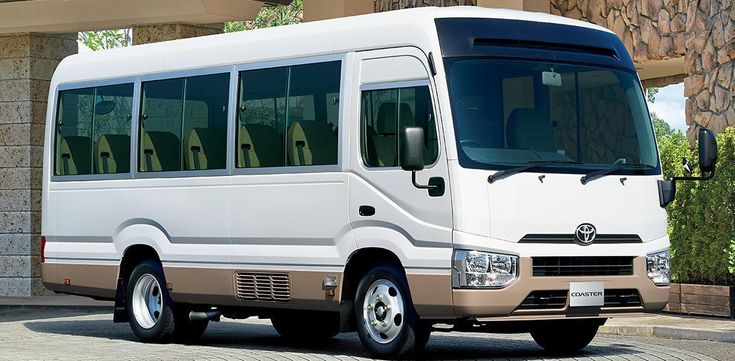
<box><xmin>452</xmin><ymin>257</ymin><xmax>669</xmax><ymax>319</ymax></box>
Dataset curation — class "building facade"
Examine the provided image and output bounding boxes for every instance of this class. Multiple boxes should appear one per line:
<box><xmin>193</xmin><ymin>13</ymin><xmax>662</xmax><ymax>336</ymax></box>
<box><xmin>0</xmin><ymin>0</ymin><xmax>732</xmax><ymax>297</ymax></box>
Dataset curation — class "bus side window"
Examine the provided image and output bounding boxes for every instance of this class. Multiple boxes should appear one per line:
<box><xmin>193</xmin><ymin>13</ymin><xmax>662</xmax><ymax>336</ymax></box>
<box><xmin>360</xmin><ymin>85</ymin><xmax>438</xmax><ymax>168</ymax></box>
<box><xmin>55</xmin><ymin>83</ymin><xmax>134</xmax><ymax>176</ymax></box>
<box><xmin>139</xmin><ymin>73</ymin><xmax>229</xmax><ymax>172</ymax></box>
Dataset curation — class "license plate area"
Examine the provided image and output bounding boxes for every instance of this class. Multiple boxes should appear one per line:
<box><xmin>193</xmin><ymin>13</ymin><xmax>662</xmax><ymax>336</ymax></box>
<box><xmin>569</xmin><ymin>282</ymin><xmax>604</xmax><ymax>307</ymax></box>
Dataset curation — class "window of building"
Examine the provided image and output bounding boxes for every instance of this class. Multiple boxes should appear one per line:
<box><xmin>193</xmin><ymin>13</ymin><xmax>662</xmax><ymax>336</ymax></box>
<box><xmin>54</xmin><ymin>83</ymin><xmax>134</xmax><ymax>176</ymax></box>
<box><xmin>139</xmin><ymin>73</ymin><xmax>229</xmax><ymax>172</ymax></box>
<box><xmin>236</xmin><ymin>61</ymin><xmax>341</xmax><ymax>168</ymax></box>
<box><xmin>360</xmin><ymin>85</ymin><xmax>438</xmax><ymax>168</ymax></box>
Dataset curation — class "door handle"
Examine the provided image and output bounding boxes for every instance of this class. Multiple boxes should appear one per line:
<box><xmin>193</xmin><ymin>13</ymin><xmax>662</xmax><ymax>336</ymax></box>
<box><xmin>358</xmin><ymin>205</ymin><xmax>375</xmax><ymax>217</ymax></box>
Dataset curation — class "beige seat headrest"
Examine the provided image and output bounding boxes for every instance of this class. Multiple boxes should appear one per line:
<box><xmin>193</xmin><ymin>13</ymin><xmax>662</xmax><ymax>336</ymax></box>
<box><xmin>57</xmin><ymin>136</ymin><xmax>91</xmax><ymax>175</ymax></box>
<box><xmin>95</xmin><ymin>134</ymin><xmax>130</xmax><ymax>174</ymax></box>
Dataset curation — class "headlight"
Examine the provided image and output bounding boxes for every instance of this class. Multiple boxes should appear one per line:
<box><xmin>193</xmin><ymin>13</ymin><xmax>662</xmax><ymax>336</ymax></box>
<box><xmin>646</xmin><ymin>250</ymin><xmax>670</xmax><ymax>286</ymax></box>
<box><xmin>453</xmin><ymin>250</ymin><xmax>518</xmax><ymax>288</ymax></box>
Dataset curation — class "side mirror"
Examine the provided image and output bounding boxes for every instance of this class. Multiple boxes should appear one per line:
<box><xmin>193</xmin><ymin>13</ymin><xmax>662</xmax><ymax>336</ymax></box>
<box><xmin>659</xmin><ymin>127</ymin><xmax>718</xmax><ymax>208</ymax></box>
<box><xmin>399</xmin><ymin>126</ymin><xmax>445</xmax><ymax>197</ymax></box>
<box><xmin>399</xmin><ymin>126</ymin><xmax>425</xmax><ymax>172</ymax></box>
<box><xmin>698</xmin><ymin>128</ymin><xmax>717</xmax><ymax>173</ymax></box>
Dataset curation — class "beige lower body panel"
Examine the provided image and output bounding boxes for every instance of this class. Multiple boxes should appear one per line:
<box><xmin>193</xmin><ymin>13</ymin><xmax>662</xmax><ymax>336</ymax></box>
<box><xmin>42</xmin><ymin>263</ymin><xmax>119</xmax><ymax>300</ymax></box>
<box><xmin>451</xmin><ymin>257</ymin><xmax>669</xmax><ymax>319</ymax></box>
<box><xmin>165</xmin><ymin>266</ymin><xmax>342</xmax><ymax>312</ymax></box>
<box><xmin>406</xmin><ymin>273</ymin><xmax>455</xmax><ymax>318</ymax></box>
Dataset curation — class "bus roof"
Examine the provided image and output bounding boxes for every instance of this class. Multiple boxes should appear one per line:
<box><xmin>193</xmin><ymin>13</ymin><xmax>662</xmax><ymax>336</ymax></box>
<box><xmin>51</xmin><ymin>6</ymin><xmax>613</xmax><ymax>87</ymax></box>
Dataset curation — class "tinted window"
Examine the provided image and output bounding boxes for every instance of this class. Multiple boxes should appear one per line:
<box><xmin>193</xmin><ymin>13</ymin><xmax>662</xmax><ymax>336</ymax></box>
<box><xmin>360</xmin><ymin>85</ymin><xmax>438</xmax><ymax>167</ymax></box>
<box><xmin>237</xmin><ymin>61</ymin><xmax>341</xmax><ymax>168</ymax></box>
<box><xmin>139</xmin><ymin>73</ymin><xmax>229</xmax><ymax>172</ymax></box>
<box><xmin>237</xmin><ymin>67</ymin><xmax>288</xmax><ymax>168</ymax></box>
<box><xmin>55</xmin><ymin>84</ymin><xmax>134</xmax><ymax>176</ymax></box>
<box><xmin>92</xmin><ymin>83</ymin><xmax>134</xmax><ymax>174</ymax></box>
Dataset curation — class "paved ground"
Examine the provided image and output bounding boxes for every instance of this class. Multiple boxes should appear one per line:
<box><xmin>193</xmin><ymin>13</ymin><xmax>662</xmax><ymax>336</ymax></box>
<box><xmin>1</xmin><ymin>310</ymin><xmax>734</xmax><ymax>361</ymax></box>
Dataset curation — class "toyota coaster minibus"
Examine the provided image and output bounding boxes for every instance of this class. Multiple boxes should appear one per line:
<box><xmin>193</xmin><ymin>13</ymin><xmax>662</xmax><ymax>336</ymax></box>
<box><xmin>41</xmin><ymin>7</ymin><xmax>718</xmax><ymax>358</ymax></box>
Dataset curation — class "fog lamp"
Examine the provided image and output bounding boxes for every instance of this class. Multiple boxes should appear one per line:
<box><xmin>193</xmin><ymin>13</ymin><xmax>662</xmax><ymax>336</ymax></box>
<box><xmin>453</xmin><ymin>250</ymin><xmax>518</xmax><ymax>288</ymax></box>
<box><xmin>646</xmin><ymin>250</ymin><xmax>670</xmax><ymax>286</ymax></box>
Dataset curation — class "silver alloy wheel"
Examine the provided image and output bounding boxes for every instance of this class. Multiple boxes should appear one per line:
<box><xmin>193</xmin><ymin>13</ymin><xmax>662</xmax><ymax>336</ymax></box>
<box><xmin>132</xmin><ymin>273</ymin><xmax>163</xmax><ymax>329</ymax></box>
<box><xmin>362</xmin><ymin>279</ymin><xmax>405</xmax><ymax>344</ymax></box>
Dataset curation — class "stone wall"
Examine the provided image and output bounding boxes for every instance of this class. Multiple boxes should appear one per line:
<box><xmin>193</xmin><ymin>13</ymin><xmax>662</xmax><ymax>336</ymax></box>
<box><xmin>550</xmin><ymin>0</ymin><xmax>688</xmax><ymax>63</ymax></box>
<box><xmin>0</xmin><ymin>33</ymin><xmax>77</xmax><ymax>296</ymax></box>
<box><xmin>374</xmin><ymin>0</ymin><xmax>476</xmax><ymax>12</ymax></box>
<box><xmin>683</xmin><ymin>0</ymin><xmax>735</xmax><ymax>139</ymax></box>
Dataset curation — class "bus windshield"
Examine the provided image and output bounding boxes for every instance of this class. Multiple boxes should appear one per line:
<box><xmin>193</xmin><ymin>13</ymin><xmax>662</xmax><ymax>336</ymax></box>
<box><xmin>445</xmin><ymin>58</ymin><xmax>659</xmax><ymax>175</ymax></box>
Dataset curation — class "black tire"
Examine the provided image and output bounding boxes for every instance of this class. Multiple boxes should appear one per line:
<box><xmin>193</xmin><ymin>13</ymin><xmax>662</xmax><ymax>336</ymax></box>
<box><xmin>530</xmin><ymin>319</ymin><xmax>601</xmax><ymax>354</ymax></box>
<box><xmin>271</xmin><ymin>311</ymin><xmax>339</xmax><ymax>342</ymax></box>
<box><xmin>354</xmin><ymin>263</ymin><xmax>426</xmax><ymax>358</ymax></box>
<box><xmin>126</xmin><ymin>260</ymin><xmax>176</xmax><ymax>343</ymax></box>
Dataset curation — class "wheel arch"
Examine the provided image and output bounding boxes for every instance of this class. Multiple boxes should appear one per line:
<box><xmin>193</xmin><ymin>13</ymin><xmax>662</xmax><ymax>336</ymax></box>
<box><xmin>339</xmin><ymin>247</ymin><xmax>406</xmax><ymax>331</ymax></box>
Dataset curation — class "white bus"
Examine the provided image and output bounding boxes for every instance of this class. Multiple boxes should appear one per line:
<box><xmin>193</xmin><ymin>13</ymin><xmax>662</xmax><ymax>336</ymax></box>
<box><xmin>42</xmin><ymin>7</ymin><xmax>717</xmax><ymax>358</ymax></box>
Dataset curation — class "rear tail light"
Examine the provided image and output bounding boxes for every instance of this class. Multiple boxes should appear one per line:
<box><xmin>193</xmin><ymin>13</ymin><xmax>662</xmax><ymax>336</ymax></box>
<box><xmin>40</xmin><ymin>236</ymin><xmax>46</xmax><ymax>263</ymax></box>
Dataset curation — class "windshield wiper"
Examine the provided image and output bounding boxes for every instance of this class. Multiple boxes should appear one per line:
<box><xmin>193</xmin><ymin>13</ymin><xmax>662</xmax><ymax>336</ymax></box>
<box><xmin>488</xmin><ymin>160</ymin><xmax>582</xmax><ymax>184</ymax></box>
<box><xmin>580</xmin><ymin>163</ymin><xmax>655</xmax><ymax>185</ymax></box>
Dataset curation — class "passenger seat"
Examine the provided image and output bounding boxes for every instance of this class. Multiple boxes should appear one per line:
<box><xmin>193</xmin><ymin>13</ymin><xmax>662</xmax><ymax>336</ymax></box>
<box><xmin>238</xmin><ymin>124</ymin><xmax>284</xmax><ymax>168</ymax></box>
<box><xmin>506</xmin><ymin>108</ymin><xmax>555</xmax><ymax>152</ymax></box>
<box><xmin>286</xmin><ymin>121</ymin><xmax>337</xmax><ymax>166</ymax></box>
<box><xmin>57</xmin><ymin>136</ymin><xmax>91</xmax><ymax>175</ymax></box>
<box><xmin>140</xmin><ymin>131</ymin><xmax>180</xmax><ymax>172</ymax></box>
<box><xmin>95</xmin><ymin>134</ymin><xmax>130</xmax><ymax>174</ymax></box>
<box><xmin>370</xmin><ymin>103</ymin><xmax>414</xmax><ymax>167</ymax></box>
<box><xmin>184</xmin><ymin>128</ymin><xmax>226</xmax><ymax>170</ymax></box>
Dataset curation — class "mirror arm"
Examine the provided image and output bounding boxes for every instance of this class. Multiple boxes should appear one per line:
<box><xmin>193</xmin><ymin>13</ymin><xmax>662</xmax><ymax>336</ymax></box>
<box><xmin>671</xmin><ymin>167</ymin><xmax>715</xmax><ymax>182</ymax></box>
<box><xmin>411</xmin><ymin>171</ymin><xmax>438</xmax><ymax>190</ymax></box>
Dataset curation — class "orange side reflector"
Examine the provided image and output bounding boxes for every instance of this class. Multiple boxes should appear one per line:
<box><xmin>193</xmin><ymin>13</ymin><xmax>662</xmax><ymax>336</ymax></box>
<box><xmin>63</xmin><ymin>278</ymin><xmax>70</xmax><ymax>285</ymax></box>
<box><xmin>166</xmin><ymin>283</ymin><xmax>173</xmax><ymax>290</ymax></box>
<box><xmin>325</xmin><ymin>289</ymin><xmax>335</xmax><ymax>297</ymax></box>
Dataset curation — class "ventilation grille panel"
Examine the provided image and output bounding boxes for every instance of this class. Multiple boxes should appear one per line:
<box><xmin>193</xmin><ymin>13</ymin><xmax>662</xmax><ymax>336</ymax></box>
<box><xmin>235</xmin><ymin>272</ymin><xmax>291</xmax><ymax>302</ymax></box>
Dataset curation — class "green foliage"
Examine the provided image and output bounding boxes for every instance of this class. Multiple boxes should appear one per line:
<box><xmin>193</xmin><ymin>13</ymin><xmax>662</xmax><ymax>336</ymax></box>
<box><xmin>78</xmin><ymin>30</ymin><xmax>131</xmax><ymax>51</ymax></box>
<box><xmin>647</xmin><ymin>87</ymin><xmax>659</xmax><ymax>103</ymax></box>
<box><xmin>659</xmin><ymin>128</ymin><xmax>735</xmax><ymax>285</ymax></box>
<box><xmin>225</xmin><ymin>0</ymin><xmax>303</xmax><ymax>32</ymax></box>
<box><xmin>652</xmin><ymin>112</ymin><xmax>674</xmax><ymax>139</ymax></box>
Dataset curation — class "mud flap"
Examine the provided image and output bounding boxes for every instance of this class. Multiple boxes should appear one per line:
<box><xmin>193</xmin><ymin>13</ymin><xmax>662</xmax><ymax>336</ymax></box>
<box><xmin>112</xmin><ymin>277</ymin><xmax>128</xmax><ymax>323</ymax></box>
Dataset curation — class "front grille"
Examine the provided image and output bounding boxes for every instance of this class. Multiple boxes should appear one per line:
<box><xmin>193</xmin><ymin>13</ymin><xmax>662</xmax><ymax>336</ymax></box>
<box><xmin>520</xmin><ymin>234</ymin><xmax>642</xmax><ymax>243</ymax></box>
<box><xmin>604</xmin><ymin>289</ymin><xmax>642</xmax><ymax>307</ymax></box>
<box><xmin>235</xmin><ymin>272</ymin><xmax>291</xmax><ymax>302</ymax></box>
<box><xmin>518</xmin><ymin>290</ymin><xmax>567</xmax><ymax>309</ymax></box>
<box><xmin>532</xmin><ymin>257</ymin><xmax>634</xmax><ymax>276</ymax></box>
<box><xmin>517</xmin><ymin>288</ymin><xmax>643</xmax><ymax>310</ymax></box>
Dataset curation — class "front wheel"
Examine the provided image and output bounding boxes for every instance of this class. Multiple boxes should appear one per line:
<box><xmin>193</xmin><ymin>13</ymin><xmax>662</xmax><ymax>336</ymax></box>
<box><xmin>530</xmin><ymin>319</ymin><xmax>602</xmax><ymax>354</ymax></box>
<box><xmin>354</xmin><ymin>263</ymin><xmax>428</xmax><ymax>358</ymax></box>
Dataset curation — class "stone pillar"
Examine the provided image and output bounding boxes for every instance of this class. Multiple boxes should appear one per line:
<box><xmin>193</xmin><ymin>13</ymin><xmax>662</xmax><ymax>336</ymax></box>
<box><xmin>0</xmin><ymin>33</ymin><xmax>77</xmax><ymax>297</ymax></box>
<box><xmin>477</xmin><ymin>0</ymin><xmax>549</xmax><ymax>12</ymax></box>
<box><xmin>683</xmin><ymin>0</ymin><xmax>735</xmax><ymax>142</ymax></box>
<box><xmin>303</xmin><ymin>0</ymin><xmax>373</xmax><ymax>22</ymax></box>
<box><xmin>132</xmin><ymin>23</ymin><xmax>224</xmax><ymax>45</ymax></box>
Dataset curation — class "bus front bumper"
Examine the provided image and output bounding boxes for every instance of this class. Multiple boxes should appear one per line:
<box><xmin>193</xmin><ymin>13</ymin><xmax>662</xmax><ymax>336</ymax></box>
<box><xmin>451</xmin><ymin>256</ymin><xmax>669</xmax><ymax>319</ymax></box>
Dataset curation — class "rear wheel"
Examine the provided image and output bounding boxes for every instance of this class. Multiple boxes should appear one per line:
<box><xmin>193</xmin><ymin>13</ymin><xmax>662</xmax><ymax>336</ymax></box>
<box><xmin>126</xmin><ymin>260</ymin><xmax>208</xmax><ymax>343</ymax></box>
<box><xmin>354</xmin><ymin>263</ymin><xmax>428</xmax><ymax>358</ymax></box>
<box><xmin>271</xmin><ymin>311</ymin><xmax>339</xmax><ymax>342</ymax></box>
<box><xmin>530</xmin><ymin>319</ymin><xmax>601</xmax><ymax>354</ymax></box>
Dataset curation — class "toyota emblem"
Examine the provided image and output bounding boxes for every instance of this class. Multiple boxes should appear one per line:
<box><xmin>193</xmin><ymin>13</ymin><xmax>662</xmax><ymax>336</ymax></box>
<box><xmin>575</xmin><ymin>224</ymin><xmax>596</xmax><ymax>245</ymax></box>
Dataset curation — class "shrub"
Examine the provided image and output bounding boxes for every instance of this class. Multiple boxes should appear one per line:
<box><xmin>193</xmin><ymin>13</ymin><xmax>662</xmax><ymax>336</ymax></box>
<box><xmin>659</xmin><ymin>128</ymin><xmax>735</xmax><ymax>286</ymax></box>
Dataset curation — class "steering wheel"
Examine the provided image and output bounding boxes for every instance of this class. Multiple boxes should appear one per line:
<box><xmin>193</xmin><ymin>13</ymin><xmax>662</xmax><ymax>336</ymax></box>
<box><xmin>460</xmin><ymin>139</ymin><xmax>483</xmax><ymax>147</ymax></box>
